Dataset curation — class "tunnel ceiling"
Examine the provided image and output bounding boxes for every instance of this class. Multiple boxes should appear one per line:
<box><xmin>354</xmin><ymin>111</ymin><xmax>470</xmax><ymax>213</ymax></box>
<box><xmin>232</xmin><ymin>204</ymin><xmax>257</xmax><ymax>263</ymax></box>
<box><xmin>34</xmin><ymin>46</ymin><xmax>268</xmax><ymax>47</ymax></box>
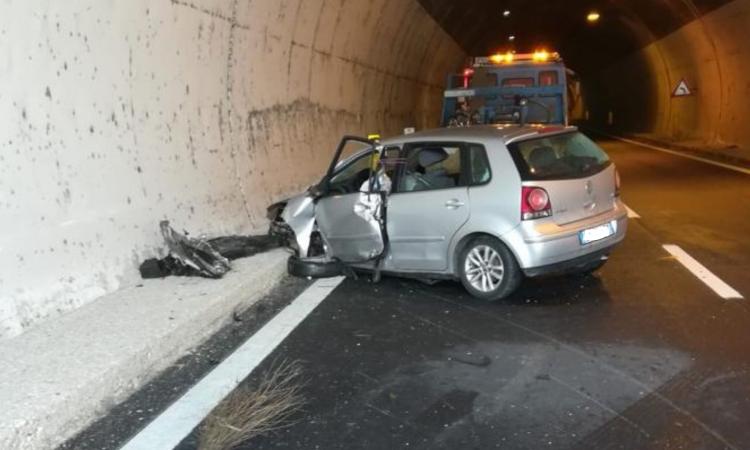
<box><xmin>418</xmin><ymin>0</ymin><xmax>734</xmax><ymax>74</ymax></box>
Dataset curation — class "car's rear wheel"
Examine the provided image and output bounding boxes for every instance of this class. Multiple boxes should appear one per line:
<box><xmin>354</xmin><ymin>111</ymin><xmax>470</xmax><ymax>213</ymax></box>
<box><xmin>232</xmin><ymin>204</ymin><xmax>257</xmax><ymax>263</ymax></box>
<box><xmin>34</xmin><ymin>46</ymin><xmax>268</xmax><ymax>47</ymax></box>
<box><xmin>458</xmin><ymin>236</ymin><xmax>521</xmax><ymax>301</ymax></box>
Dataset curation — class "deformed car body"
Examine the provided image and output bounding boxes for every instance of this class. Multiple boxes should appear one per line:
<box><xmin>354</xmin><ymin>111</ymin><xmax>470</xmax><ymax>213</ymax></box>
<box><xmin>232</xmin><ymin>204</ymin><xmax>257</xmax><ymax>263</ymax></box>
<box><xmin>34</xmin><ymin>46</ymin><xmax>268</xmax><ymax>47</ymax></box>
<box><xmin>268</xmin><ymin>125</ymin><xmax>628</xmax><ymax>301</ymax></box>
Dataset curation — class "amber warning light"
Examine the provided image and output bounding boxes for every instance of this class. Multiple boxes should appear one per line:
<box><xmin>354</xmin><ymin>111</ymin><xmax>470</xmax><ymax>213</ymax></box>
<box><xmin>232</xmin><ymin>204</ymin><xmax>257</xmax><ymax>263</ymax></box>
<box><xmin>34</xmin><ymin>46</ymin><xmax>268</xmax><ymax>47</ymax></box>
<box><xmin>474</xmin><ymin>51</ymin><xmax>560</xmax><ymax>66</ymax></box>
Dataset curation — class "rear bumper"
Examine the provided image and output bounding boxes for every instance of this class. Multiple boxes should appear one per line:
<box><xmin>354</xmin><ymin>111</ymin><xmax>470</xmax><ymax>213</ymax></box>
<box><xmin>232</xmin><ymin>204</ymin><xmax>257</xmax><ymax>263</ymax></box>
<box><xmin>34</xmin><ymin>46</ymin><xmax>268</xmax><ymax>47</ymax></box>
<box><xmin>522</xmin><ymin>245</ymin><xmax>612</xmax><ymax>277</ymax></box>
<box><xmin>503</xmin><ymin>199</ymin><xmax>628</xmax><ymax>270</ymax></box>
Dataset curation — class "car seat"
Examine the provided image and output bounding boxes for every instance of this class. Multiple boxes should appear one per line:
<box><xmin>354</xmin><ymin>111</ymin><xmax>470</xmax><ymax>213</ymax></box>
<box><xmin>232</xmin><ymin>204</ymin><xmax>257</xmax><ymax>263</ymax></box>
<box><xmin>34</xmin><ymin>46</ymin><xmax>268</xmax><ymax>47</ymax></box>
<box><xmin>528</xmin><ymin>146</ymin><xmax>558</xmax><ymax>175</ymax></box>
<box><xmin>418</xmin><ymin>147</ymin><xmax>455</xmax><ymax>189</ymax></box>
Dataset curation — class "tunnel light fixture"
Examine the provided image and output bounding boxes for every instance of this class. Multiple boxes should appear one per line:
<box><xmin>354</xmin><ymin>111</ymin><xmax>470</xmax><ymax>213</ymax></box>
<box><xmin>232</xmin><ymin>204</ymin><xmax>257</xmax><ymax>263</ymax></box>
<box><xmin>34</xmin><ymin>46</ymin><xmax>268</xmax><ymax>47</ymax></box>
<box><xmin>587</xmin><ymin>11</ymin><xmax>601</xmax><ymax>23</ymax></box>
<box><xmin>503</xmin><ymin>9</ymin><xmax>511</xmax><ymax>17</ymax></box>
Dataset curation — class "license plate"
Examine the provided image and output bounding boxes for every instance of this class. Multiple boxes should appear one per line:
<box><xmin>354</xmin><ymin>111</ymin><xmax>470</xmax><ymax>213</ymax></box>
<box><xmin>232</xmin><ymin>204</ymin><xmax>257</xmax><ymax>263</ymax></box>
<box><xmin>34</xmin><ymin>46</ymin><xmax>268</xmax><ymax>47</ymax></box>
<box><xmin>579</xmin><ymin>222</ymin><xmax>615</xmax><ymax>245</ymax></box>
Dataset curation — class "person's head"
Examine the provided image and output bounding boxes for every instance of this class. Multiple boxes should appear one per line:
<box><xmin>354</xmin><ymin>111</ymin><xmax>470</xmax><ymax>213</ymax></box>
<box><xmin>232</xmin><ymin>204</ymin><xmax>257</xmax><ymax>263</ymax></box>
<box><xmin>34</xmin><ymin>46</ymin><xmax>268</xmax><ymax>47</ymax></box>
<box><xmin>456</xmin><ymin>97</ymin><xmax>469</xmax><ymax>112</ymax></box>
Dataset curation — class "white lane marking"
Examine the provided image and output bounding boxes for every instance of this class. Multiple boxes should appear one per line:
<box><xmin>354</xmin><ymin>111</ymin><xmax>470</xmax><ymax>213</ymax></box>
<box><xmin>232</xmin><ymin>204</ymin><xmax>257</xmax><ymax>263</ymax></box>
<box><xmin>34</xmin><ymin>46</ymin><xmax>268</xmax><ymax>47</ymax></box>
<box><xmin>625</xmin><ymin>204</ymin><xmax>640</xmax><ymax>219</ymax></box>
<box><xmin>603</xmin><ymin>132</ymin><xmax>750</xmax><ymax>176</ymax></box>
<box><xmin>121</xmin><ymin>277</ymin><xmax>346</xmax><ymax>450</ymax></box>
<box><xmin>662</xmin><ymin>245</ymin><xmax>743</xmax><ymax>299</ymax></box>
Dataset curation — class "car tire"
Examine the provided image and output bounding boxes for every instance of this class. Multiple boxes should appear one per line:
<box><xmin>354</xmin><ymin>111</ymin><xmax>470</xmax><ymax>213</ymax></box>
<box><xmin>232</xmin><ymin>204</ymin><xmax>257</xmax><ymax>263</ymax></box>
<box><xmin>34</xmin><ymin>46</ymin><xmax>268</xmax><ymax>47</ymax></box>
<box><xmin>458</xmin><ymin>236</ymin><xmax>522</xmax><ymax>301</ymax></box>
<box><xmin>287</xmin><ymin>255</ymin><xmax>343</xmax><ymax>279</ymax></box>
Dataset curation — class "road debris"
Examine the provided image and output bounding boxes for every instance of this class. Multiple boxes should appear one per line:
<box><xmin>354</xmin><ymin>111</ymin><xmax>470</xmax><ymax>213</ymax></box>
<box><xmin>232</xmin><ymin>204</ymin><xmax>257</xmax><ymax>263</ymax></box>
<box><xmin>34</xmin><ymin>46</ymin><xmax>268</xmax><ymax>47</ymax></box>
<box><xmin>198</xmin><ymin>360</ymin><xmax>306</xmax><ymax>450</ymax></box>
<box><xmin>139</xmin><ymin>222</ymin><xmax>278</xmax><ymax>280</ymax></box>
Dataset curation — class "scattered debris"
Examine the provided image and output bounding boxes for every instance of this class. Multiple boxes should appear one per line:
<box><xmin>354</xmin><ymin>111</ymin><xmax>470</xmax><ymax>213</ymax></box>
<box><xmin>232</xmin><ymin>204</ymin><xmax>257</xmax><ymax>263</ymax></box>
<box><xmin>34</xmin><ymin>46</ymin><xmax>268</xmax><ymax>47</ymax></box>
<box><xmin>139</xmin><ymin>255</ymin><xmax>194</xmax><ymax>279</ymax></box>
<box><xmin>159</xmin><ymin>221</ymin><xmax>230</xmax><ymax>278</ymax></box>
<box><xmin>208</xmin><ymin>235</ymin><xmax>277</xmax><ymax>260</ymax></box>
<box><xmin>139</xmin><ymin>221</ymin><xmax>279</xmax><ymax>280</ymax></box>
<box><xmin>198</xmin><ymin>360</ymin><xmax>306</xmax><ymax>450</ymax></box>
<box><xmin>448</xmin><ymin>352</ymin><xmax>491</xmax><ymax>367</ymax></box>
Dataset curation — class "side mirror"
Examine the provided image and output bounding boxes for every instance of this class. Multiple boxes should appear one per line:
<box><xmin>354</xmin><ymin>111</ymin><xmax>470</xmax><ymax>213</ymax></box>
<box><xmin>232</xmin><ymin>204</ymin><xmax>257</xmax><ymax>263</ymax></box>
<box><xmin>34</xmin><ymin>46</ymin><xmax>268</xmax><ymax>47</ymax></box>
<box><xmin>308</xmin><ymin>182</ymin><xmax>327</xmax><ymax>200</ymax></box>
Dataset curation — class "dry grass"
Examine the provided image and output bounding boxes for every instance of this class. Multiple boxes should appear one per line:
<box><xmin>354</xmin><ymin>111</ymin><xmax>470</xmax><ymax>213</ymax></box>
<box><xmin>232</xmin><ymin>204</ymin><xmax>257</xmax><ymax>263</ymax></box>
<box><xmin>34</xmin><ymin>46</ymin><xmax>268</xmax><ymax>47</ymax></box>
<box><xmin>198</xmin><ymin>360</ymin><xmax>306</xmax><ymax>450</ymax></box>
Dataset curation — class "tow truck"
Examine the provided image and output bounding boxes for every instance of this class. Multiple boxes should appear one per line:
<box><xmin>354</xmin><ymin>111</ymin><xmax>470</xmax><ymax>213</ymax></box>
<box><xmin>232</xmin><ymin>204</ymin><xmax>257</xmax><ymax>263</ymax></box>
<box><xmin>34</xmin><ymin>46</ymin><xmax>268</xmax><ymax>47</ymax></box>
<box><xmin>441</xmin><ymin>51</ymin><xmax>575</xmax><ymax>127</ymax></box>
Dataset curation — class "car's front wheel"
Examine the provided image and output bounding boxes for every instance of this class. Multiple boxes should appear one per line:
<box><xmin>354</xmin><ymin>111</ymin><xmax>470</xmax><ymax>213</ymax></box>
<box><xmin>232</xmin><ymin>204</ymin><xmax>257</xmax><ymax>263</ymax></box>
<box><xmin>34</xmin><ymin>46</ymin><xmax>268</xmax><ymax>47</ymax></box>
<box><xmin>458</xmin><ymin>236</ymin><xmax>521</xmax><ymax>301</ymax></box>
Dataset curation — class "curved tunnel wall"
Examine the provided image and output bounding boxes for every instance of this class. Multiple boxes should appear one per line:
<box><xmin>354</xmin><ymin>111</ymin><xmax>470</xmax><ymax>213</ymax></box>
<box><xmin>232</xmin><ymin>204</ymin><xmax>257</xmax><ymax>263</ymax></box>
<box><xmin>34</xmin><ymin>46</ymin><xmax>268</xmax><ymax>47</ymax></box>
<box><xmin>589</xmin><ymin>0</ymin><xmax>750</xmax><ymax>148</ymax></box>
<box><xmin>0</xmin><ymin>0</ymin><xmax>464</xmax><ymax>338</ymax></box>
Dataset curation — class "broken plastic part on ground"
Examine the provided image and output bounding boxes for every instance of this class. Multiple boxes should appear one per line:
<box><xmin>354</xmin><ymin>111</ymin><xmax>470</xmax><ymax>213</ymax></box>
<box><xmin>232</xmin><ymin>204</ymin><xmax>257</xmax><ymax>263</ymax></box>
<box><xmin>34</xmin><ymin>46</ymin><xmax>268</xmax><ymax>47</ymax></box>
<box><xmin>139</xmin><ymin>221</ymin><xmax>279</xmax><ymax>279</ymax></box>
<box><xmin>159</xmin><ymin>220</ymin><xmax>231</xmax><ymax>278</ymax></box>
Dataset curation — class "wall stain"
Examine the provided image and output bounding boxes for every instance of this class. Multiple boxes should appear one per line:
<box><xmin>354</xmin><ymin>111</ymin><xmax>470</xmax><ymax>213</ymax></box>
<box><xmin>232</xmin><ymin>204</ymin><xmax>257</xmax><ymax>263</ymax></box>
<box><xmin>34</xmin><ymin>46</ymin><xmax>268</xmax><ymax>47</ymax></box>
<box><xmin>0</xmin><ymin>0</ymin><xmax>465</xmax><ymax>344</ymax></box>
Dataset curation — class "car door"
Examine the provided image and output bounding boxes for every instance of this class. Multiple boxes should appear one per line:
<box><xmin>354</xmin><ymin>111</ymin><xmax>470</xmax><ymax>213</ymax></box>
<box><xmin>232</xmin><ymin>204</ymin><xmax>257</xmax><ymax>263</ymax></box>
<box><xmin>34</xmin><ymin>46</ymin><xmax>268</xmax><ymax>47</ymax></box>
<box><xmin>387</xmin><ymin>142</ymin><xmax>471</xmax><ymax>271</ymax></box>
<box><xmin>314</xmin><ymin>137</ymin><xmax>386</xmax><ymax>263</ymax></box>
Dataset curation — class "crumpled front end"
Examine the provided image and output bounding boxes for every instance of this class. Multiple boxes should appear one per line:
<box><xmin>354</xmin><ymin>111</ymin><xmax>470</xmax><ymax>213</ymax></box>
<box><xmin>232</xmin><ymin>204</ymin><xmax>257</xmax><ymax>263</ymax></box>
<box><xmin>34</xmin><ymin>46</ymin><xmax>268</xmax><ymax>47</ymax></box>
<box><xmin>267</xmin><ymin>192</ymin><xmax>316</xmax><ymax>257</ymax></box>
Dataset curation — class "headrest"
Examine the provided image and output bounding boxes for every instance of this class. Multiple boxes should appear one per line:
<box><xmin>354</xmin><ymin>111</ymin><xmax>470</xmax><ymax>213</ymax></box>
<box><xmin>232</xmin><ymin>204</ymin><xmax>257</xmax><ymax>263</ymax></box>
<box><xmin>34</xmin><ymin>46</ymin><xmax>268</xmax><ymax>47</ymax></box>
<box><xmin>529</xmin><ymin>146</ymin><xmax>556</xmax><ymax>168</ymax></box>
<box><xmin>418</xmin><ymin>147</ymin><xmax>448</xmax><ymax>168</ymax></box>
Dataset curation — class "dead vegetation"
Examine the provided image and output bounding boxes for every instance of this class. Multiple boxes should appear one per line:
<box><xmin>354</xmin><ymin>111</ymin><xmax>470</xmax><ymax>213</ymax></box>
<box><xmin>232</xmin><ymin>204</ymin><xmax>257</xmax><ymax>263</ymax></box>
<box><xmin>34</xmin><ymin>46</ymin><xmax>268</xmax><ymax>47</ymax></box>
<box><xmin>198</xmin><ymin>360</ymin><xmax>306</xmax><ymax>450</ymax></box>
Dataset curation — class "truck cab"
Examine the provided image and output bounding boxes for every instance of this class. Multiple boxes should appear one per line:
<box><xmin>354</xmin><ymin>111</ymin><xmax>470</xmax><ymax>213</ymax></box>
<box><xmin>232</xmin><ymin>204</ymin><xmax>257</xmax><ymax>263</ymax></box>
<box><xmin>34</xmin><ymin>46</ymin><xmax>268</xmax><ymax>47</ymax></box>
<box><xmin>442</xmin><ymin>51</ymin><xmax>569</xmax><ymax>127</ymax></box>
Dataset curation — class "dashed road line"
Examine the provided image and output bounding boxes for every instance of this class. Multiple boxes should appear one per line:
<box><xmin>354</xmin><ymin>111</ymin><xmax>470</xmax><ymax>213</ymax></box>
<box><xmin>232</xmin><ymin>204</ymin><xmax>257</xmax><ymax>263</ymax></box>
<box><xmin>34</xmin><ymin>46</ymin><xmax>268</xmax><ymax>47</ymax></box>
<box><xmin>603</xmin><ymin>133</ymin><xmax>750</xmax><ymax>176</ymax></box>
<box><xmin>120</xmin><ymin>277</ymin><xmax>346</xmax><ymax>450</ymax></box>
<box><xmin>662</xmin><ymin>245</ymin><xmax>743</xmax><ymax>299</ymax></box>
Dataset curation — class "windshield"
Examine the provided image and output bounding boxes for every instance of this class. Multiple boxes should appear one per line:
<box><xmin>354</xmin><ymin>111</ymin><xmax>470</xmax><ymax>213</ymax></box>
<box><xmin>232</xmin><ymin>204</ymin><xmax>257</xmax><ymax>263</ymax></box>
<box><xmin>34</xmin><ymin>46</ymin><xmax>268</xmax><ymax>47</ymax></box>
<box><xmin>507</xmin><ymin>132</ymin><xmax>611</xmax><ymax>180</ymax></box>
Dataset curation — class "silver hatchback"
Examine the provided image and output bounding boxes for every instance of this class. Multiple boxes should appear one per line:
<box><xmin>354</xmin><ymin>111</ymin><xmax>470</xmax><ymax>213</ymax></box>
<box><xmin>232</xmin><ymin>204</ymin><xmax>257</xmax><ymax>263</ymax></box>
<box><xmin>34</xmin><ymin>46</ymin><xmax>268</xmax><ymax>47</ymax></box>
<box><xmin>268</xmin><ymin>125</ymin><xmax>627</xmax><ymax>301</ymax></box>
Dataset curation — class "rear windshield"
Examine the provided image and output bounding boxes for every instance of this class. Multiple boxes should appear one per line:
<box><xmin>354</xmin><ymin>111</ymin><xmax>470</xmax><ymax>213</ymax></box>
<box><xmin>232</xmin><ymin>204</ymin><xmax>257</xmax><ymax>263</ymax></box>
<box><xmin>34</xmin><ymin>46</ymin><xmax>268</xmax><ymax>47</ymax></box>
<box><xmin>507</xmin><ymin>132</ymin><xmax>610</xmax><ymax>180</ymax></box>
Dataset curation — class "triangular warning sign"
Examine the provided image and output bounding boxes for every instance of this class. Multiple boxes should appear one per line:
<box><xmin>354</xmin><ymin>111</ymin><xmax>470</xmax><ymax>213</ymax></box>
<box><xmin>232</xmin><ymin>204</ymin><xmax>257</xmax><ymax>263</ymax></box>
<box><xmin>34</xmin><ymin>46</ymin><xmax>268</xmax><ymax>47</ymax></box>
<box><xmin>672</xmin><ymin>79</ymin><xmax>692</xmax><ymax>97</ymax></box>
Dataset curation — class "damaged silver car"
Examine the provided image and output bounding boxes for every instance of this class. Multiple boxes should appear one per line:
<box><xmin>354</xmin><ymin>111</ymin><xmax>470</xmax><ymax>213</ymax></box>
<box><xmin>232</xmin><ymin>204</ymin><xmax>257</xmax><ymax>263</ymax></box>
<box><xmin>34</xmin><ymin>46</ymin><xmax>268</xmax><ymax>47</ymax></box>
<box><xmin>268</xmin><ymin>126</ymin><xmax>628</xmax><ymax>301</ymax></box>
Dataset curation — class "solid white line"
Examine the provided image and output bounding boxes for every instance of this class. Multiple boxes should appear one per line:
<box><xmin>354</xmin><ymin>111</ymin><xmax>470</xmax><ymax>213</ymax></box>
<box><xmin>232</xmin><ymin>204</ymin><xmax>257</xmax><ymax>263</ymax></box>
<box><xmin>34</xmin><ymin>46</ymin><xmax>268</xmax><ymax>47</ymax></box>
<box><xmin>625</xmin><ymin>205</ymin><xmax>640</xmax><ymax>219</ymax></box>
<box><xmin>663</xmin><ymin>245</ymin><xmax>743</xmax><ymax>299</ymax></box>
<box><xmin>602</xmin><ymin>132</ymin><xmax>750</xmax><ymax>176</ymax></box>
<box><xmin>121</xmin><ymin>277</ymin><xmax>346</xmax><ymax>450</ymax></box>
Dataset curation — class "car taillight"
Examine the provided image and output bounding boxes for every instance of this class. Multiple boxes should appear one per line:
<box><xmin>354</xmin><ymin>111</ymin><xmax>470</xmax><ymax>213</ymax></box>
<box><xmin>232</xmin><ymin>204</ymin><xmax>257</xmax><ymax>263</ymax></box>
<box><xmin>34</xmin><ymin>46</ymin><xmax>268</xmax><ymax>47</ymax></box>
<box><xmin>614</xmin><ymin>168</ymin><xmax>621</xmax><ymax>197</ymax></box>
<box><xmin>521</xmin><ymin>187</ymin><xmax>552</xmax><ymax>220</ymax></box>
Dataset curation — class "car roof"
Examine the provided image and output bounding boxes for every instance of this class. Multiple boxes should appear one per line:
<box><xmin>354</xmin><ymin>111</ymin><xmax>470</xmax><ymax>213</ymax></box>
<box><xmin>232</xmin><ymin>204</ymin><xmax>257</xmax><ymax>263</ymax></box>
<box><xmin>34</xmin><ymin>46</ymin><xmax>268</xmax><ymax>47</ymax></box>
<box><xmin>380</xmin><ymin>124</ymin><xmax>578</xmax><ymax>147</ymax></box>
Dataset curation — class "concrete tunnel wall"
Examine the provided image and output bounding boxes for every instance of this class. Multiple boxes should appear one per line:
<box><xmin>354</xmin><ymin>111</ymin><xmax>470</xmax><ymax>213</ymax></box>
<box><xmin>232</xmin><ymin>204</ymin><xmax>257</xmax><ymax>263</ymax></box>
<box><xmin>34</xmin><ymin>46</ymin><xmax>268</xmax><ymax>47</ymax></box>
<box><xmin>589</xmin><ymin>0</ymin><xmax>750</xmax><ymax>149</ymax></box>
<box><xmin>0</xmin><ymin>0</ymin><xmax>465</xmax><ymax>339</ymax></box>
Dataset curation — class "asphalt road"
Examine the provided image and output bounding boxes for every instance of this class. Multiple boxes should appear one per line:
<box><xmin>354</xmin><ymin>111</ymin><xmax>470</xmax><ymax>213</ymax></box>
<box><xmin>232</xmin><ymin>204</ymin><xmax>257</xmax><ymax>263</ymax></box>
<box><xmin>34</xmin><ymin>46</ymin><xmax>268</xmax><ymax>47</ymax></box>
<box><xmin>73</xmin><ymin>138</ymin><xmax>750</xmax><ymax>450</ymax></box>
<box><xmin>600</xmin><ymin>137</ymin><xmax>750</xmax><ymax>297</ymax></box>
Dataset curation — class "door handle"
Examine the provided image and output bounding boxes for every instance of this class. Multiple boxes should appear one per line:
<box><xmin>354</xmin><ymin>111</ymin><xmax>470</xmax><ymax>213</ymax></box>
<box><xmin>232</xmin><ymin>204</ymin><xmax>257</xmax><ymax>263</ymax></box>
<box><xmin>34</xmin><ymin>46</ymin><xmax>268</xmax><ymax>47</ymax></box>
<box><xmin>445</xmin><ymin>199</ymin><xmax>465</xmax><ymax>208</ymax></box>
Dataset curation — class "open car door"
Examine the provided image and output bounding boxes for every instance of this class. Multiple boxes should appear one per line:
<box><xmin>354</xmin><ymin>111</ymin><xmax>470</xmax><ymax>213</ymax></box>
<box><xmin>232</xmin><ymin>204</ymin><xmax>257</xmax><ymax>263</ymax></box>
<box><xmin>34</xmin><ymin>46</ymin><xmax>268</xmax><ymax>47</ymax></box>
<box><xmin>313</xmin><ymin>136</ymin><xmax>387</xmax><ymax>264</ymax></box>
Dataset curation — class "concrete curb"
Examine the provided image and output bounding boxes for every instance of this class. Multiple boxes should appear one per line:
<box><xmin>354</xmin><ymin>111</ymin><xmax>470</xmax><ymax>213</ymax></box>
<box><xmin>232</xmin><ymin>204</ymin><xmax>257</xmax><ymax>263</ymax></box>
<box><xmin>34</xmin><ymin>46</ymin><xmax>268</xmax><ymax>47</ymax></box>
<box><xmin>0</xmin><ymin>249</ymin><xmax>289</xmax><ymax>450</ymax></box>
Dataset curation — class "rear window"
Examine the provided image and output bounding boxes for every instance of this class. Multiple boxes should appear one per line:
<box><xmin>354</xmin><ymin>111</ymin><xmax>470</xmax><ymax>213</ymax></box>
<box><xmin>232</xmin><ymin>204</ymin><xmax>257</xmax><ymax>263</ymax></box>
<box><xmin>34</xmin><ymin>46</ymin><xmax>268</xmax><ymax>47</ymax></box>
<box><xmin>507</xmin><ymin>132</ymin><xmax>610</xmax><ymax>180</ymax></box>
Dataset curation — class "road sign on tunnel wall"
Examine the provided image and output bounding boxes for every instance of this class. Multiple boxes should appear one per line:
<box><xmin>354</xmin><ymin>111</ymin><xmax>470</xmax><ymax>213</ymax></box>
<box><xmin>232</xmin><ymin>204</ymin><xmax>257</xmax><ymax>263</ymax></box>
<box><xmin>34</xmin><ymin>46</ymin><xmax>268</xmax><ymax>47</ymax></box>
<box><xmin>672</xmin><ymin>78</ymin><xmax>693</xmax><ymax>97</ymax></box>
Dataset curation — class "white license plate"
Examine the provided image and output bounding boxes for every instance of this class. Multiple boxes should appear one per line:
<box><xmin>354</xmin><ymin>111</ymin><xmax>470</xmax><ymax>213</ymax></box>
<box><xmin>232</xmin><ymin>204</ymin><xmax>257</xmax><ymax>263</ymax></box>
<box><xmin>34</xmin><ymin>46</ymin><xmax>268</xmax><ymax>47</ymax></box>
<box><xmin>579</xmin><ymin>222</ymin><xmax>615</xmax><ymax>245</ymax></box>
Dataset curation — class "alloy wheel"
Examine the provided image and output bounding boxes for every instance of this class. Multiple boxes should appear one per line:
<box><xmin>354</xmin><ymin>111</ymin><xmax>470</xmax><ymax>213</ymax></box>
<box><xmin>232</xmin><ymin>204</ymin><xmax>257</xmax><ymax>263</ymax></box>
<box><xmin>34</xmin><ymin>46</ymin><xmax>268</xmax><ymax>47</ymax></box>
<box><xmin>464</xmin><ymin>245</ymin><xmax>505</xmax><ymax>293</ymax></box>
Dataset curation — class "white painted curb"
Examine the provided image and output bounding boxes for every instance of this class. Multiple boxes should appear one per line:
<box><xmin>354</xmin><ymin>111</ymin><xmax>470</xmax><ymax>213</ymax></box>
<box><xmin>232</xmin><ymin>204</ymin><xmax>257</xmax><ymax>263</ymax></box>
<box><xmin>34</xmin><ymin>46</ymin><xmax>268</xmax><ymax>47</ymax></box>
<box><xmin>0</xmin><ymin>249</ymin><xmax>289</xmax><ymax>450</ymax></box>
